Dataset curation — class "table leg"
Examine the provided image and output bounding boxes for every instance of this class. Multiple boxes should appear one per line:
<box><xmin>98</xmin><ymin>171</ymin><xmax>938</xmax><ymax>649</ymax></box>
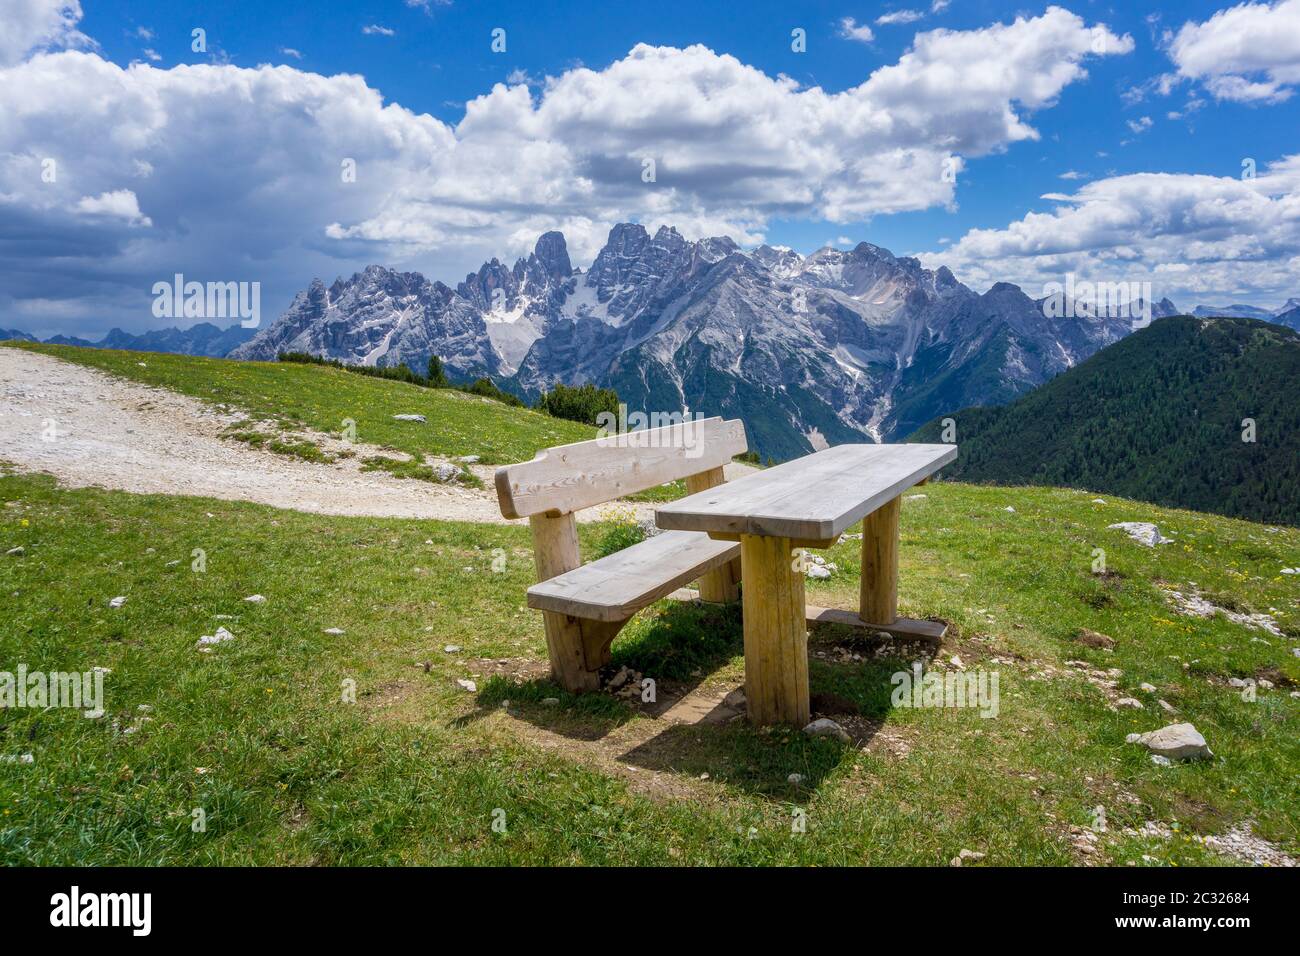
<box><xmin>860</xmin><ymin>496</ymin><xmax>900</xmax><ymax>625</ymax></box>
<box><xmin>740</xmin><ymin>534</ymin><xmax>810</xmax><ymax>726</ymax></box>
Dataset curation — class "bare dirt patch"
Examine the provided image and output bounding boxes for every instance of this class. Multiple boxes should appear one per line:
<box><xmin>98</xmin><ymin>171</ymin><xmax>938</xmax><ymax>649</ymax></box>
<box><xmin>0</xmin><ymin>349</ymin><xmax>654</xmax><ymax>524</ymax></box>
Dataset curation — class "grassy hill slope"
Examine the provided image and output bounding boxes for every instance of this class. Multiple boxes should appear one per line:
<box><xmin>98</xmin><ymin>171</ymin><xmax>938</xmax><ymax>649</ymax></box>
<box><xmin>909</xmin><ymin>317</ymin><xmax>1300</xmax><ymax>526</ymax></box>
<box><xmin>2</xmin><ymin>470</ymin><xmax>1296</xmax><ymax>865</ymax></box>
<box><xmin>7</xmin><ymin>342</ymin><xmax>593</xmax><ymax>466</ymax></box>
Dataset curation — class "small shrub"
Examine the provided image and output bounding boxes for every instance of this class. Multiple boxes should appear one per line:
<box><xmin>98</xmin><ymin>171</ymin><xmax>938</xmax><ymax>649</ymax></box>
<box><xmin>536</xmin><ymin>382</ymin><xmax>620</xmax><ymax>426</ymax></box>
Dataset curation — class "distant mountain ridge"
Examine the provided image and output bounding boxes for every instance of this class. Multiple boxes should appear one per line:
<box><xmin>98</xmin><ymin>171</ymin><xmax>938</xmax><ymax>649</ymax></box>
<box><xmin>909</xmin><ymin>316</ymin><xmax>1300</xmax><ymax>525</ymax></box>
<box><xmin>2</xmin><ymin>322</ymin><xmax>256</xmax><ymax>357</ymax></box>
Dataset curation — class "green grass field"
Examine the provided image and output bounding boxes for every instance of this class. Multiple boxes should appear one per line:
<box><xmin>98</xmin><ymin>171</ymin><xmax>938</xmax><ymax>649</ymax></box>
<box><xmin>2</xmin><ymin>465</ymin><xmax>1296</xmax><ymax>865</ymax></box>
<box><xmin>10</xmin><ymin>342</ymin><xmax>593</xmax><ymax>466</ymax></box>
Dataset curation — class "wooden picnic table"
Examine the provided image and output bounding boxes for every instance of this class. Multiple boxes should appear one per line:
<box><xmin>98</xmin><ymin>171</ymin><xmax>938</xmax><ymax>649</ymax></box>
<box><xmin>655</xmin><ymin>442</ymin><xmax>957</xmax><ymax>725</ymax></box>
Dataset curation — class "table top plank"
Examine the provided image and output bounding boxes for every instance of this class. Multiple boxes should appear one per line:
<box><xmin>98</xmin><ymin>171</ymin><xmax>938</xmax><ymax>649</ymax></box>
<box><xmin>655</xmin><ymin>443</ymin><xmax>956</xmax><ymax>540</ymax></box>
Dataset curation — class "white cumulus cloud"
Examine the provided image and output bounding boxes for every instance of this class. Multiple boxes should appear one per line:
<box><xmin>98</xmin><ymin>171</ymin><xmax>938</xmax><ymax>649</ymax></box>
<box><xmin>0</xmin><ymin>0</ymin><xmax>90</xmax><ymax>66</ymax></box>
<box><xmin>75</xmin><ymin>189</ymin><xmax>151</xmax><ymax>225</ymax></box>
<box><xmin>0</xmin><ymin>5</ymin><xmax>1133</xmax><ymax>334</ymax></box>
<box><xmin>839</xmin><ymin>17</ymin><xmax>875</xmax><ymax>43</ymax></box>
<box><xmin>919</xmin><ymin>155</ymin><xmax>1300</xmax><ymax>308</ymax></box>
<box><xmin>877</xmin><ymin>11</ymin><xmax>926</xmax><ymax>26</ymax></box>
<box><xmin>1167</xmin><ymin>0</ymin><xmax>1300</xmax><ymax>103</ymax></box>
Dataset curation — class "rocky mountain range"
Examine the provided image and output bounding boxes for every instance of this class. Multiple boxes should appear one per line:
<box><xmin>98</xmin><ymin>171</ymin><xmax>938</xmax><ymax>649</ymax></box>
<box><xmin>24</xmin><ymin>225</ymin><xmax>1292</xmax><ymax>462</ymax></box>
<box><xmin>232</xmin><ymin>226</ymin><xmax>1142</xmax><ymax>459</ymax></box>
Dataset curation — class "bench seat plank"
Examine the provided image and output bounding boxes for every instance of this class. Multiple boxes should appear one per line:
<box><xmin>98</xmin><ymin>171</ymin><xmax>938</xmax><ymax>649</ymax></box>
<box><xmin>527</xmin><ymin>530</ymin><xmax>741</xmax><ymax>622</ymax></box>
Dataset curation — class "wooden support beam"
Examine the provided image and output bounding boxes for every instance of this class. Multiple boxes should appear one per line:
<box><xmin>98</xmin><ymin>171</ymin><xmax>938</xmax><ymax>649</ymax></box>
<box><xmin>686</xmin><ymin>467</ymin><xmax>741</xmax><ymax>603</ymax></box>
<box><xmin>529</xmin><ymin>512</ymin><xmax>600</xmax><ymax>692</ymax></box>
<box><xmin>578</xmin><ymin>618</ymin><xmax>630</xmax><ymax>673</ymax></box>
<box><xmin>804</xmin><ymin>603</ymin><xmax>945</xmax><ymax>648</ymax></box>
<box><xmin>860</xmin><ymin>496</ymin><xmax>900</xmax><ymax>626</ymax></box>
<box><xmin>740</xmin><ymin>534</ymin><xmax>809</xmax><ymax>726</ymax></box>
<box><xmin>708</xmin><ymin>530</ymin><xmax>838</xmax><ymax>550</ymax></box>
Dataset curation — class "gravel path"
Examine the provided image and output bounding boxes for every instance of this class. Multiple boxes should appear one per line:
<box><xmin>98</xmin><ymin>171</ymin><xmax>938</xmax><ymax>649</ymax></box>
<box><xmin>0</xmin><ymin>348</ymin><xmax>663</xmax><ymax>524</ymax></box>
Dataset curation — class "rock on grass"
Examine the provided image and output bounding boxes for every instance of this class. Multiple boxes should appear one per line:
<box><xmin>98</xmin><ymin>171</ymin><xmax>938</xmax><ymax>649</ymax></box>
<box><xmin>1108</xmin><ymin>522</ymin><xmax>1171</xmax><ymax>547</ymax></box>
<box><xmin>802</xmin><ymin>718</ymin><xmax>851</xmax><ymax>743</ymax></box>
<box><xmin>1074</xmin><ymin>628</ymin><xmax>1115</xmax><ymax>650</ymax></box>
<box><xmin>1127</xmin><ymin>722</ymin><xmax>1212</xmax><ymax>761</ymax></box>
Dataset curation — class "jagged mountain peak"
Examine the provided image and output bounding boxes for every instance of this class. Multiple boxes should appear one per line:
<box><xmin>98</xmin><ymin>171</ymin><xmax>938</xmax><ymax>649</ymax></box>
<box><xmin>532</xmin><ymin>230</ymin><xmax>572</xmax><ymax>279</ymax></box>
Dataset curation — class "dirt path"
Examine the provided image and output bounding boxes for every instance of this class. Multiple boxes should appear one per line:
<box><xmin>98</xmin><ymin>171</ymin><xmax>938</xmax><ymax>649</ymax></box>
<box><xmin>0</xmin><ymin>348</ymin><xmax>673</xmax><ymax>524</ymax></box>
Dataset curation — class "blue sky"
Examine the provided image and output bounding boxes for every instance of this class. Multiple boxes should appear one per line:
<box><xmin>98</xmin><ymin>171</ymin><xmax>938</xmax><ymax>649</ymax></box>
<box><xmin>4</xmin><ymin>0</ymin><xmax>1300</xmax><ymax>335</ymax></box>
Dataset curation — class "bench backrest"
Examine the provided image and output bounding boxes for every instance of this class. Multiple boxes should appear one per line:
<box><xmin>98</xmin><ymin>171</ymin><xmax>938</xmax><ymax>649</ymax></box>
<box><xmin>495</xmin><ymin>416</ymin><xmax>747</xmax><ymax>519</ymax></box>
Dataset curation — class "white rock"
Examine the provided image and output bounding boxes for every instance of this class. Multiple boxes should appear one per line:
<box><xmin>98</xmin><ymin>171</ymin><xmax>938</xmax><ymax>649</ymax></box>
<box><xmin>443</xmin><ymin>644</ymin><xmax>461</xmax><ymax>653</ymax></box>
<box><xmin>322</xmin><ymin>627</ymin><xmax>345</xmax><ymax>635</ymax></box>
<box><xmin>905</xmin><ymin>494</ymin><xmax>927</xmax><ymax>500</ymax></box>
<box><xmin>393</xmin><ymin>414</ymin><xmax>426</xmax><ymax>423</ymax></box>
<box><xmin>805</xmin><ymin>565</ymin><xmax>831</xmax><ymax>580</ymax></box>
<box><xmin>1091</xmin><ymin>498</ymin><xmax>1106</xmax><ymax>504</ymax></box>
<box><xmin>457</xmin><ymin>455</ymin><xmax>481</xmax><ymax>464</ymax></box>
<box><xmin>1258</xmin><ymin>679</ymin><xmax>1274</xmax><ymax>690</ymax></box>
<box><xmin>1115</xmin><ymin>697</ymin><xmax>1144</xmax><ymax>709</ymax></box>
<box><xmin>244</xmin><ymin>594</ymin><xmax>266</xmax><ymax>604</ymax></box>
<box><xmin>1227</xmin><ymin>677</ymin><xmax>1249</xmax><ymax>688</ymax></box>
<box><xmin>802</xmin><ymin>718</ymin><xmax>851</xmax><ymax>743</ymax></box>
<box><xmin>1004</xmin><ymin>506</ymin><xmax>1016</xmax><ymax>513</ymax></box>
<box><xmin>196</xmin><ymin>626</ymin><xmax>235</xmax><ymax>647</ymax></box>
<box><xmin>455</xmin><ymin>678</ymin><xmax>477</xmax><ymax>692</ymax></box>
<box><xmin>1139</xmin><ymin>682</ymin><xmax>1157</xmax><ymax>693</ymax></box>
<box><xmin>1150</xmin><ymin>754</ymin><xmax>1172</xmax><ymax>767</ymax></box>
<box><xmin>1108</xmin><ymin>522</ymin><xmax>1171</xmax><ymax>547</ymax></box>
<box><xmin>5</xmin><ymin>546</ymin><xmax>24</xmax><ymax>556</ymax></box>
<box><xmin>1131</xmin><ymin>722</ymin><xmax>1212</xmax><ymax>761</ymax></box>
<box><xmin>1281</xmin><ymin>567</ymin><xmax>1298</xmax><ymax>574</ymax></box>
<box><xmin>109</xmin><ymin>596</ymin><xmax>127</xmax><ymax>608</ymax></box>
<box><xmin>1158</xmin><ymin>699</ymin><xmax>1177</xmax><ymax>713</ymax></box>
<box><xmin>1125</xmin><ymin>732</ymin><xmax>1141</xmax><ymax>744</ymax></box>
<box><xmin>434</xmin><ymin>462</ymin><xmax>460</xmax><ymax>482</ymax></box>
<box><xmin>542</xmin><ymin>697</ymin><xmax>559</xmax><ymax>706</ymax></box>
<box><xmin>787</xmin><ymin>773</ymin><xmax>805</xmax><ymax>785</ymax></box>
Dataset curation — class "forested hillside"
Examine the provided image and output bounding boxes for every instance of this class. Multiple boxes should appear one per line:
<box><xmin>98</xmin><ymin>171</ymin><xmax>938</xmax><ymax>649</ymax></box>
<box><xmin>910</xmin><ymin>317</ymin><xmax>1300</xmax><ymax>525</ymax></box>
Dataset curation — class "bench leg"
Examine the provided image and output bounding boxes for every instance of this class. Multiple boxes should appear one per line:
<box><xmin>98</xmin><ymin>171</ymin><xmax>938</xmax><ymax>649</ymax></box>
<box><xmin>740</xmin><ymin>534</ymin><xmax>809</xmax><ymax>726</ymax></box>
<box><xmin>686</xmin><ymin>466</ymin><xmax>742</xmax><ymax>603</ymax></box>
<box><xmin>539</xmin><ymin>614</ymin><xmax>630</xmax><ymax>693</ymax></box>
<box><xmin>540</xmin><ymin>612</ymin><xmax>602</xmax><ymax>692</ymax></box>
<box><xmin>697</xmin><ymin>556</ymin><xmax>741</xmax><ymax>603</ymax></box>
<box><xmin>860</xmin><ymin>496</ymin><xmax>900</xmax><ymax>626</ymax></box>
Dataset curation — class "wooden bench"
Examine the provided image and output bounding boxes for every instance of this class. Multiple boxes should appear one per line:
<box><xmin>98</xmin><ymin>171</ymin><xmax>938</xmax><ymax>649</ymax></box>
<box><xmin>494</xmin><ymin>417</ymin><xmax>749</xmax><ymax>692</ymax></box>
